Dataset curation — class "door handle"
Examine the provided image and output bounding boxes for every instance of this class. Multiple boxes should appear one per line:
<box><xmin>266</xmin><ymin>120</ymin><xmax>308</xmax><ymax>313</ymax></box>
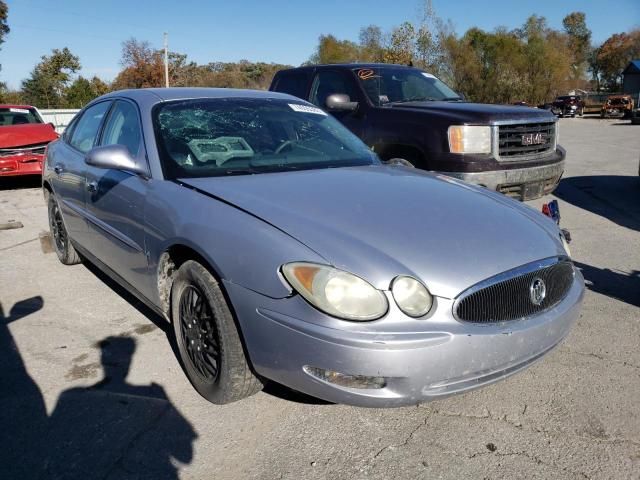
<box><xmin>53</xmin><ymin>164</ymin><xmax>64</xmax><ymax>175</ymax></box>
<box><xmin>86</xmin><ymin>181</ymin><xmax>98</xmax><ymax>193</ymax></box>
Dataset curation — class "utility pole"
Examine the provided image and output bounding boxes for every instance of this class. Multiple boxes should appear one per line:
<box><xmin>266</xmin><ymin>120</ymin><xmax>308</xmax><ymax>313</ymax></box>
<box><xmin>163</xmin><ymin>32</ymin><xmax>169</xmax><ymax>88</ymax></box>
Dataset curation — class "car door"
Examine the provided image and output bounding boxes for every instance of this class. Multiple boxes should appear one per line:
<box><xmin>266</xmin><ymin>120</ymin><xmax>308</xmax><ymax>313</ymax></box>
<box><xmin>309</xmin><ymin>69</ymin><xmax>365</xmax><ymax>137</ymax></box>
<box><xmin>84</xmin><ymin>99</ymin><xmax>150</xmax><ymax>290</ymax></box>
<box><xmin>49</xmin><ymin>101</ymin><xmax>112</xmax><ymax>244</ymax></box>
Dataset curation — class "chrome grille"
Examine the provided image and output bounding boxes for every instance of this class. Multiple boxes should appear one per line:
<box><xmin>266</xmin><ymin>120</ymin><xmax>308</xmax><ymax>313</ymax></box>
<box><xmin>0</xmin><ymin>142</ymin><xmax>48</xmax><ymax>157</ymax></box>
<box><xmin>497</xmin><ymin>122</ymin><xmax>556</xmax><ymax>159</ymax></box>
<box><xmin>454</xmin><ymin>259</ymin><xmax>574</xmax><ymax>323</ymax></box>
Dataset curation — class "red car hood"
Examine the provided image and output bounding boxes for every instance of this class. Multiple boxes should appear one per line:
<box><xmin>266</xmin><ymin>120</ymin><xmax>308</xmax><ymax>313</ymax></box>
<box><xmin>0</xmin><ymin>124</ymin><xmax>58</xmax><ymax>148</ymax></box>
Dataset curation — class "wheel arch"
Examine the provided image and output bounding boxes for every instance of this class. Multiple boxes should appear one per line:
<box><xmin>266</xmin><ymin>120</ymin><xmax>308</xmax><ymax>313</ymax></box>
<box><xmin>156</xmin><ymin>242</ymin><xmax>224</xmax><ymax>317</ymax></box>
<box><xmin>375</xmin><ymin>143</ymin><xmax>427</xmax><ymax>168</ymax></box>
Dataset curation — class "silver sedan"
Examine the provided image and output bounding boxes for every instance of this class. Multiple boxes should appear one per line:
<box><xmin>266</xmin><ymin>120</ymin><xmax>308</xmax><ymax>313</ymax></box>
<box><xmin>43</xmin><ymin>88</ymin><xmax>584</xmax><ymax>407</ymax></box>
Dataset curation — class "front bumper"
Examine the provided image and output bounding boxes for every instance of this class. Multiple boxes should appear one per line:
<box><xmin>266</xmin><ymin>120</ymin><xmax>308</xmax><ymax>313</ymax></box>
<box><xmin>224</xmin><ymin>269</ymin><xmax>584</xmax><ymax>407</ymax></box>
<box><xmin>441</xmin><ymin>160</ymin><xmax>564</xmax><ymax>201</ymax></box>
<box><xmin>0</xmin><ymin>154</ymin><xmax>44</xmax><ymax>177</ymax></box>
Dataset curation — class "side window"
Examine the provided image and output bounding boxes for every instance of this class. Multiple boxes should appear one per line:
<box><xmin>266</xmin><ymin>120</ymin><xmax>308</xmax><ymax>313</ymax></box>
<box><xmin>310</xmin><ymin>71</ymin><xmax>359</xmax><ymax>109</ymax></box>
<box><xmin>69</xmin><ymin>102</ymin><xmax>111</xmax><ymax>153</ymax></box>
<box><xmin>273</xmin><ymin>72</ymin><xmax>308</xmax><ymax>99</ymax></box>
<box><xmin>100</xmin><ymin>100</ymin><xmax>142</xmax><ymax>156</ymax></box>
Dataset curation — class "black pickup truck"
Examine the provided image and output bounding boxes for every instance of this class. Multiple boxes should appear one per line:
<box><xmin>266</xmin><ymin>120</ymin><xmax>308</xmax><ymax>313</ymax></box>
<box><xmin>270</xmin><ymin>63</ymin><xmax>565</xmax><ymax>201</ymax></box>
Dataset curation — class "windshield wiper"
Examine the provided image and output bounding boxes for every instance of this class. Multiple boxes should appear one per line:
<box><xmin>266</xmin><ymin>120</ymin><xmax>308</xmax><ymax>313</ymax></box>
<box><xmin>442</xmin><ymin>96</ymin><xmax>463</xmax><ymax>101</ymax></box>
<box><xmin>223</xmin><ymin>168</ymin><xmax>259</xmax><ymax>176</ymax></box>
<box><xmin>388</xmin><ymin>96</ymin><xmax>437</xmax><ymax>104</ymax></box>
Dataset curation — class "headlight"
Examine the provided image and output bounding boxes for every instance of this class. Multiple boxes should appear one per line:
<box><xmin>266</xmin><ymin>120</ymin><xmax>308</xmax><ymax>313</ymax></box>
<box><xmin>448</xmin><ymin>125</ymin><xmax>491</xmax><ymax>154</ymax></box>
<box><xmin>391</xmin><ymin>276</ymin><xmax>433</xmax><ymax>317</ymax></box>
<box><xmin>282</xmin><ymin>262</ymin><xmax>388</xmax><ymax>321</ymax></box>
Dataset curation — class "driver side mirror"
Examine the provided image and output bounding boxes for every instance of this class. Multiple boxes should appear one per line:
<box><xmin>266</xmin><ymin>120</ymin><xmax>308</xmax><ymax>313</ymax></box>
<box><xmin>326</xmin><ymin>93</ymin><xmax>359</xmax><ymax>112</ymax></box>
<box><xmin>85</xmin><ymin>144</ymin><xmax>147</xmax><ymax>176</ymax></box>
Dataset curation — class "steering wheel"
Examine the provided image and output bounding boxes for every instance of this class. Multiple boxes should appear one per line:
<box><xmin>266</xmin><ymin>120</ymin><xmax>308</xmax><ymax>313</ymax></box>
<box><xmin>275</xmin><ymin>140</ymin><xmax>295</xmax><ymax>154</ymax></box>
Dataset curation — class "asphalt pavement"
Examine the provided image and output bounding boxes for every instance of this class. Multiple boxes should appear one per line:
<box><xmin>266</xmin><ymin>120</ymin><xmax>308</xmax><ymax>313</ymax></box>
<box><xmin>1</xmin><ymin>116</ymin><xmax>639</xmax><ymax>479</ymax></box>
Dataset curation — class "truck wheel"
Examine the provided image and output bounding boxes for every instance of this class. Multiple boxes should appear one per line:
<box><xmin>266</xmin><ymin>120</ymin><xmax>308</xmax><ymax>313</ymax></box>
<box><xmin>47</xmin><ymin>193</ymin><xmax>81</xmax><ymax>265</ymax></box>
<box><xmin>171</xmin><ymin>260</ymin><xmax>262</xmax><ymax>404</ymax></box>
<box><xmin>579</xmin><ymin>107</ymin><xmax>584</xmax><ymax>117</ymax></box>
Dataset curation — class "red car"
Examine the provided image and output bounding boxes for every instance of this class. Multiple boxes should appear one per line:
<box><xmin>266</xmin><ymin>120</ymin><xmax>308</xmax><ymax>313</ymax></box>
<box><xmin>0</xmin><ymin>105</ymin><xmax>59</xmax><ymax>177</ymax></box>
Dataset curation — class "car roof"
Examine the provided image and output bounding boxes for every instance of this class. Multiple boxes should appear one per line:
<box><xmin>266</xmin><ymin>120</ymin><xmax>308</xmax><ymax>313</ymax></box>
<box><xmin>98</xmin><ymin>87</ymin><xmax>298</xmax><ymax>103</ymax></box>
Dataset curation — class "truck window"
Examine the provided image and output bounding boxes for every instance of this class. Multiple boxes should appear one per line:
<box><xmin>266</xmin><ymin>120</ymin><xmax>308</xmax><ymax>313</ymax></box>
<box><xmin>273</xmin><ymin>72</ymin><xmax>308</xmax><ymax>99</ymax></box>
<box><xmin>310</xmin><ymin>71</ymin><xmax>360</xmax><ymax>109</ymax></box>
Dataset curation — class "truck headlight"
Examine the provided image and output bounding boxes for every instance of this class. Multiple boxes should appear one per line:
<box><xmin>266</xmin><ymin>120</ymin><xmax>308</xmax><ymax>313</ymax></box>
<box><xmin>282</xmin><ymin>262</ymin><xmax>388</xmax><ymax>321</ymax></box>
<box><xmin>448</xmin><ymin>125</ymin><xmax>491</xmax><ymax>154</ymax></box>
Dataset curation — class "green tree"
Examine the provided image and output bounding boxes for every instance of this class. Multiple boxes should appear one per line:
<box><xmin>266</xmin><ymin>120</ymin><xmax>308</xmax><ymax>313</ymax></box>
<box><xmin>0</xmin><ymin>0</ymin><xmax>10</xmax><ymax>94</ymax></box>
<box><xmin>563</xmin><ymin>12</ymin><xmax>591</xmax><ymax>66</ymax></box>
<box><xmin>309</xmin><ymin>34</ymin><xmax>361</xmax><ymax>64</ymax></box>
<box><xmin>359</xmin><ymin>25</ymin><xmax>385</xmax><ymax>62</ymax></box>
<box><xmin>21</xmin><ymin>48</ymin><xmax>80</xmax><ymax>108</ymax></box>
<box><xmin>64</xmin><ymin>76</ymin><xmax>110</xmax><ymax>108</ymax></box>
<box><xmin>384</xmin><ymin>22</ymin><xmax>416</xmax><ymax>65</ymax></box>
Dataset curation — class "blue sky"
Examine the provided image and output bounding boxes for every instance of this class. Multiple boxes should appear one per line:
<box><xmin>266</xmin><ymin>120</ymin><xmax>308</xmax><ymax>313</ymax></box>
<box><xmin>2</xmin><ymin>0</ymin><xmax>639</xmax><ymax>89</ymax></box>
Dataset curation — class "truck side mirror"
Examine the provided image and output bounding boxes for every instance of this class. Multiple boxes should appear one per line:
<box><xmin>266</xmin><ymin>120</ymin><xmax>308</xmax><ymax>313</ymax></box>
<box><xmin>326</xmin><ymin>94</ymin><xmax>358</xmax><ymax>112</ymax></box>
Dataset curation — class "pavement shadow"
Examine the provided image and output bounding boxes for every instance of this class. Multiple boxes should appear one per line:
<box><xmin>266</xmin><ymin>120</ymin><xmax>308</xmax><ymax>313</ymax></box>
<box><xmin>0</xmin><ymin>296</ymin><xmax>47</xmax><ymax>479</ymax></box>
<box><xmin>41</xmin><ymin>336</ymin><xmax>197</xmax><ymax>479</ymax></box>
<box><xmin>0</xmin><ymin>175</ymin><xmax>42</xmax><ymax>190</ymax></box>
<box><xmin>553</xmin><ymin>175</ymin><xmax>640</xmax><ymax>232</ymax></box>
<box><xmin>0</xmin><ymin>297</ymin><xmax>197</xmax><ymax>479</ymax></box>
<box><xmin>575</xmin><ymin>262</ymin><xmax>640</xmax><ymax>308</ymax></box>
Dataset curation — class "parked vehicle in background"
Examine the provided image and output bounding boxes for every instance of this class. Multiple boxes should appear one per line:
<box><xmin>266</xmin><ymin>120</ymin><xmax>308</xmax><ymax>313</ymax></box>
<box><xmin>270</xmin><ymin>63</ymin><xmax>565</xmax><ymax>201</ymax></box>
<box><xmin>601</xmin><ymin>95</ymin><xmax>634</xmax><ymax>118</ymax></box>
<box><xmin>43</xmin><ymin>88</ymin><xmax>583</xmax><ymax>407</ymax></box>
<box><xmin>550</xmin><ymin>95</ymin><xmax>585</xmax><ymax>117</ymax></box>
<box><xmin>0</xmin><ymin>105</ymin><xmax>59</xmax><ymax>177</ymax></box>
<box><xmin>631</xmin><ymin>108</ymin><xmax>640</xmax><ymax>124</ymax></box>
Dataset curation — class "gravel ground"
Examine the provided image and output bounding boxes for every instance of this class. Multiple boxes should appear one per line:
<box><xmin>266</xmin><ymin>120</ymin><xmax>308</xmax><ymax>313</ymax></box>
<box><xmin>1</xmin><ymin>116</ymin><xmax>639</xmax><ymax>480</ymax></box>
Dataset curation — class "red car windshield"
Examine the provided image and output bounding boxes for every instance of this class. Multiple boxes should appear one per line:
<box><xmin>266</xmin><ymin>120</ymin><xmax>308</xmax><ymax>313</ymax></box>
<box><xmin>0</xmin><ymin>107</ymin><xmax>42</xmax><ymax>127</ymax></box>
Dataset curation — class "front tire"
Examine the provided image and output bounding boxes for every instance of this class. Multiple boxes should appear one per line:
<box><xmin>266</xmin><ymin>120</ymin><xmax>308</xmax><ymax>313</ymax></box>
<box><xmin>171</xmin><ymin>260</ymin><xmax>262</xmax><ymax>404</ymax></box>
<box><xmin>47</xmin><ymin>192</ymin><xmax>81</xmax><ymax>265</ymax></box>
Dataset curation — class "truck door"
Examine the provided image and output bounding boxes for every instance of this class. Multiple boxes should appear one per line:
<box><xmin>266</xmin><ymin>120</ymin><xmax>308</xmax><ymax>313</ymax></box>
<box><xmin>309</xmin><ymin>69</ymin><xmax>365</xmax><ymax>137</ymax></box>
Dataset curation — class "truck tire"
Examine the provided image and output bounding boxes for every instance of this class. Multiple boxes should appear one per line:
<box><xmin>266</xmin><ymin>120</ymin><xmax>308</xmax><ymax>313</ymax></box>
<box><xmin>171</xmin><ymin>260</ymin><xmax>262</xmax><ymax>404</ymax></box>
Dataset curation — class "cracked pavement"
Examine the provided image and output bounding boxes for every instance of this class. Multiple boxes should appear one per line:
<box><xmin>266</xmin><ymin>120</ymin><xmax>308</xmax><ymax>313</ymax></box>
<box><xmin>1</xmin><ymin>117</ymin><xmax>639</xmax><ymax>479</ymax></box>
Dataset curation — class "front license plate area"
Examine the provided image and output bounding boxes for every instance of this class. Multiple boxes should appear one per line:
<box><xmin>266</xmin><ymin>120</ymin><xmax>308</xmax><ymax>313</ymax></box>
<box><xmin>523</xmin><ymin>181</ymin><xmax>543</xmax><ymax>200</ymax></box>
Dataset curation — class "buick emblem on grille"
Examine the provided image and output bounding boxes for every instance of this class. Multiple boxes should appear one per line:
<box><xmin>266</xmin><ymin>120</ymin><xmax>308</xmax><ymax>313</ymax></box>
<box><xmin>529</xmin><ymin>278</ymin><xmax>547</xmax><ymax>305</ymax></box>
<box><xmin>521</xmin><ymin>132</ymin><xmax>545</xmax><ymax>146</ymax></box>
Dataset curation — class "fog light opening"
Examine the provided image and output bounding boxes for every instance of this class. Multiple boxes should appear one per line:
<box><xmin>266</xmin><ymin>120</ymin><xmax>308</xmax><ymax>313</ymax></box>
<box><xmin>303</xmin><ymin>366</ymin><xmax>386</xmax><ymax>389</ymax></box>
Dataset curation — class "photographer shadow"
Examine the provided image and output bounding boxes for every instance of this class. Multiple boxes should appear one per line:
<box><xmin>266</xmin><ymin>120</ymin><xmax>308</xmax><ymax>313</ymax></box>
<box><xmin>0</xmin><ymin>297</ymin><xmax>197</xmax><ymax>479</ymax></box>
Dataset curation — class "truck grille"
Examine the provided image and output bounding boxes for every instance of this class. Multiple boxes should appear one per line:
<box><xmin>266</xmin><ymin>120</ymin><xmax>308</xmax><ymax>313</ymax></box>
<box><xmin>454</xmin><ymin>259</ymin><xmax>574</xmax><ymax>323</ymax></box>
<box><xmin>497</xmin><ymin>122</ymin><xmax>556</xmax><ymax>159</ymax></box>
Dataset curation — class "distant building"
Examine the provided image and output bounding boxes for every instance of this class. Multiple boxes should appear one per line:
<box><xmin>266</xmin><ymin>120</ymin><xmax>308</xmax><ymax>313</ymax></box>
<box><xmin>622</xmin><ymin>60</ymin><xmax>640</xmax><ymax>96</ymax></box>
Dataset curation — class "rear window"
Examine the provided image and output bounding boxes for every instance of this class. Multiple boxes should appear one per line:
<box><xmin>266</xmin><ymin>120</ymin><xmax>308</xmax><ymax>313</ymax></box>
<box><xmin>272</xmin><ymin>72</ymin><xmax>308</xmax><ymax>99</ymax></box>
<box><xmin>0</xmin><ymin>107</ymin><xmax>42</xmax><ymax>126</ymax></box>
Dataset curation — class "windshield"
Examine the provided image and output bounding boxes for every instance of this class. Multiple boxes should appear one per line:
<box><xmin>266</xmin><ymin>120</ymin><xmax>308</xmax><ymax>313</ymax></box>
<box><xmin>608</xmin><ymin>98</ymin><xmax>628</xmax><ymax>105</ymax></box>
<box><xmin>354</xmin><ymin>67</ymin><xmax>461</xmax><ymax>105</ymax></box>
<box><xmin>153</xmin><ymin>98</ymin><xmax>378</xmax><ymax>178</ymax></box>
<box><xmin>0</xmin><ymin>107</ymin><xmax>42</xmax><ymax>127</ymax></box>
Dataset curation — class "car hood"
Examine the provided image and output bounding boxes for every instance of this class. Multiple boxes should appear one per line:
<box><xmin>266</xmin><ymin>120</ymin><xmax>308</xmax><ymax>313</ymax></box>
<box><xmin>0</xmin><ymin>124</ymin><xmax>58</xmax><ymax>149</ymax></box>
<box><xmin>383</xmin><ymin>101</ymin><xmax>554</xmax><ymax>123</ymax></box>
<box><xmin>180</xmin><ymin>166</ymin><xmax>564</xmax><ymax>298</ymax></box>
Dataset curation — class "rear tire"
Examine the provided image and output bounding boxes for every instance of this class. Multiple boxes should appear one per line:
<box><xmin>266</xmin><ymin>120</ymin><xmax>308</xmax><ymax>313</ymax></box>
<box><xmin>171</xmin><ymin>260</ymin><xmax>262</xmax><ymax>404</ymax></box>
<box><xmin>47</xmin><ymin>192</ymin><xmax>81</xmax><ymax>265</ymax></box>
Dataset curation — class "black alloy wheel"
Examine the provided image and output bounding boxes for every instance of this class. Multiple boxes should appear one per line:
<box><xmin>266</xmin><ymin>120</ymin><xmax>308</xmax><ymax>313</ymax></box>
<box><xmin>178</xmin><ymin>284</ymin><xmax>221</xmax><ymax>382</ymax></box>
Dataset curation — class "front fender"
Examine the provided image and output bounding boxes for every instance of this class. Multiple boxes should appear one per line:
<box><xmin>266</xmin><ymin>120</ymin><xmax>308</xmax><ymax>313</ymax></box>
<box><xmin>144</xmin><ymin>180</ymin><xmax>328</xmax><ymax>302</ymax></box>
